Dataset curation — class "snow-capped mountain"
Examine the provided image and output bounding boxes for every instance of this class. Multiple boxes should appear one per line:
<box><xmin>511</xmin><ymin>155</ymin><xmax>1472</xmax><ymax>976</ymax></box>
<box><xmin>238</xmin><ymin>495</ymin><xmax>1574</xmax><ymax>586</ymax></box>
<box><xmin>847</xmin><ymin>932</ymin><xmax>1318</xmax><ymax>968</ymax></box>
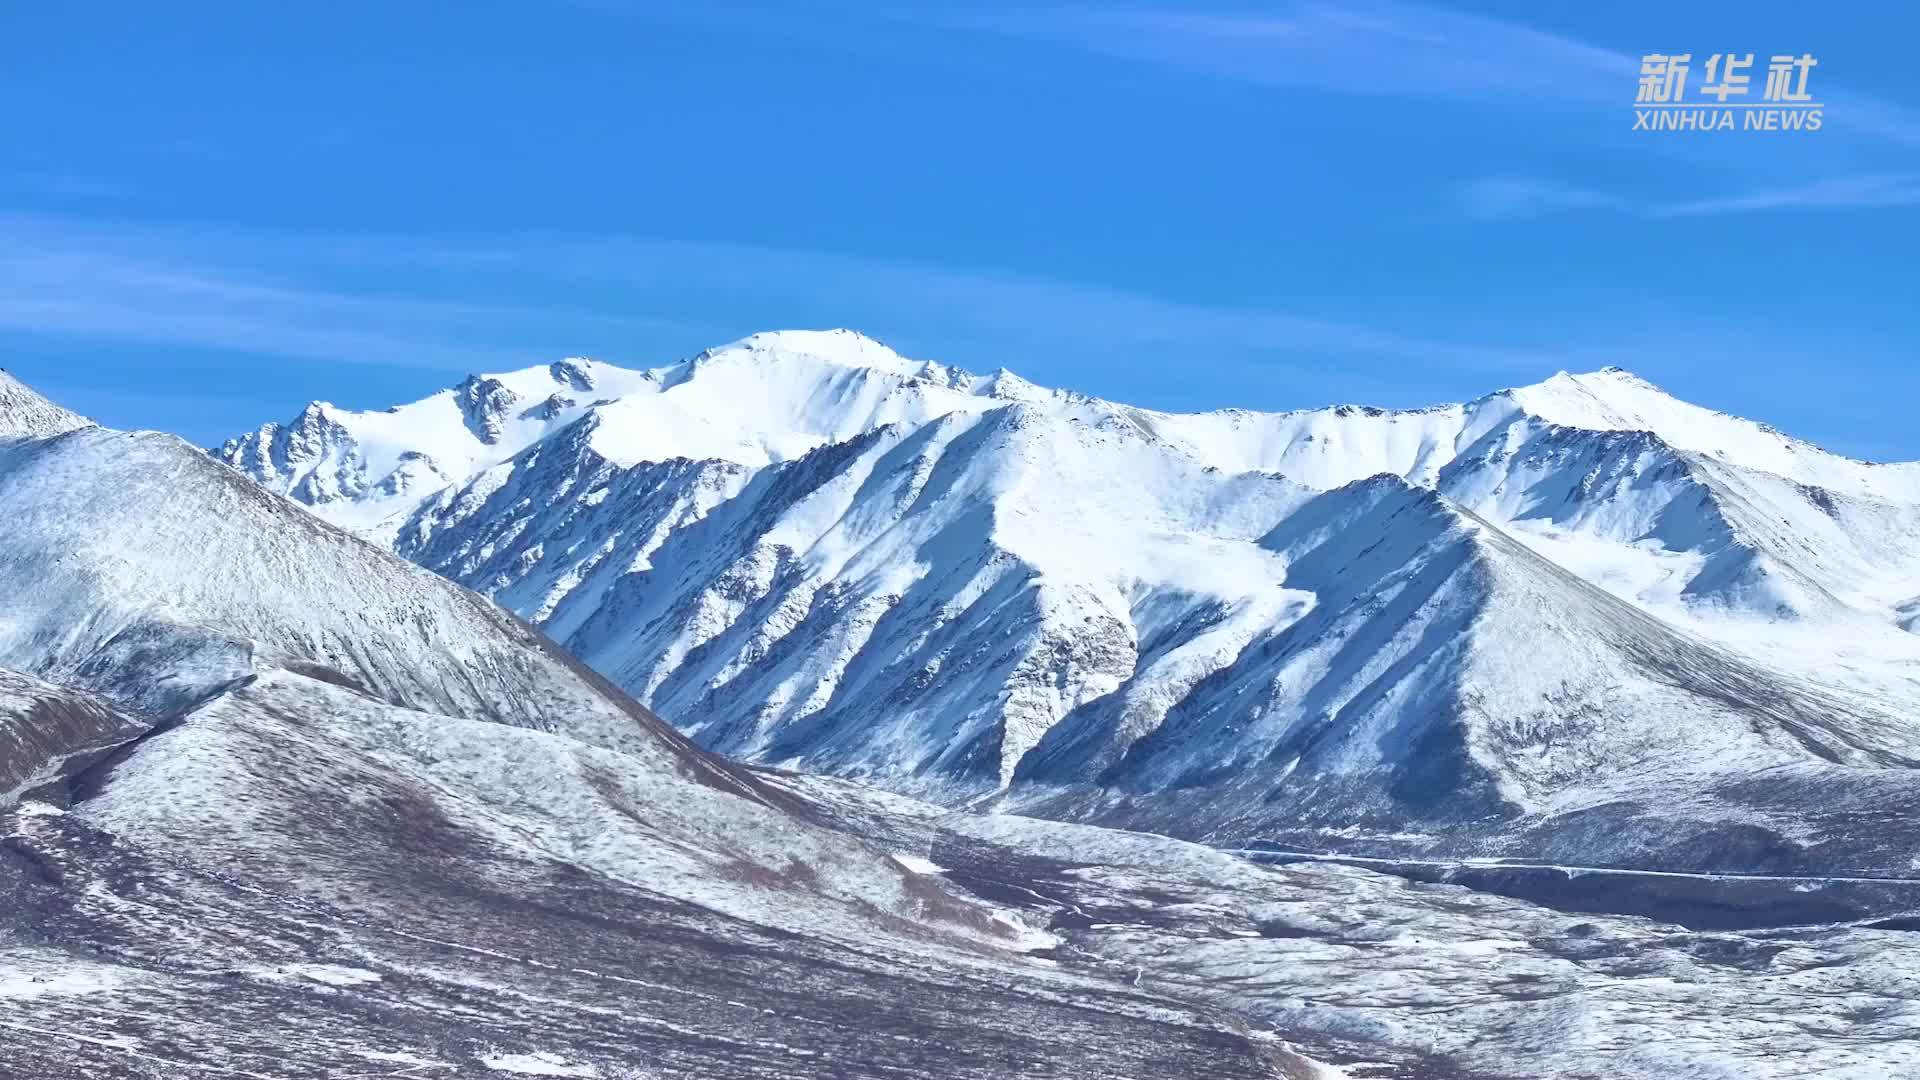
<box><xmin>214</xmin><ymin>332</ymin><xmax>1075</xmax><ymax>533</ymax></box>
<box><xmin>215</xmin><ymin>331</ymin><xmax>1920</xmax><ymax>870</ymax></box>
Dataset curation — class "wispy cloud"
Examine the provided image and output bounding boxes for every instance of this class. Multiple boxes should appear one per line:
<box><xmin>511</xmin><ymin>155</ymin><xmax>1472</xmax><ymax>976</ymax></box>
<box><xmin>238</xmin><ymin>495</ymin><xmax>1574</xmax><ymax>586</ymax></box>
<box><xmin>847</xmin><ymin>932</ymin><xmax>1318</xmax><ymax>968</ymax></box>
<box><xmin>1460</xmin><ymin>176</ymin><xmax>1625</xmax><ymax>220</ymax></box>
<box><xmin>0</xmin><ymin>215</ymin><xmax>1554</xmax><ymax>384</ymax></box>
<box><xmin>898</xmin><ymin>2</ymin><xmax>1920</xmax><ymax>149</ymax></box>
<box><xmin>5</xmin><ymin>214</ymin><xmax>1901</xmax><ymax>457</ymax></box>
<box><xmin>328</xmin><ymin>233</ymin><xmax>1561</xmax><ymax>379</ymax></box>
<box><xmin>904</xmin><ymin>1</ymin><xmax>1630</xmax><ymax>102</ymax></box>
<box><xmin>1655</xmin><ymin>173</ymin><xmax>1920</xmax><ymax>216</ymax></box>
<box><xmin>1461</xmin><ymin>172</ymin><xmax>1920</xmax><ymax>220</ymax></box>
<box><xmin>0</xmin><ymin>218</ymin><xmax>690</xmax><ymax>371</ymax></box>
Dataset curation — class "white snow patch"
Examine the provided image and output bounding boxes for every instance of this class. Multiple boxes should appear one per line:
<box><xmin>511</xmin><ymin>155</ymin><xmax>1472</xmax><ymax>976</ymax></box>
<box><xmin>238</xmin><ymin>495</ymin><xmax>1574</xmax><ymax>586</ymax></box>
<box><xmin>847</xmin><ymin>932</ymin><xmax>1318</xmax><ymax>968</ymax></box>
<box><xmin>0</xmin><ymin>956</ymin><xmax>128</xmax><ymax>1000</ymax></box>
<box><xmin>991</xmin><ymin>908</ymin><xmax>1060</xmax><ymax>953</ymax></box>
<box><xmin>273</xmin><ymin>964</ymin><xmax>383</xmax><ymax>987</ymax></box>
<box><xmin>481</xmin><ymin>1051</ymin><xmax>599</xmax><ymax>1077</ymax></box>
<box><xmin>354</xmin><ymin>1049</ymin><xmax>453</xmax><ymax>1069</ymax></box>
<box><xmin>891</xmin><ymin>852</ymin><xmax>945</xmax><ymax>875</ymax></box>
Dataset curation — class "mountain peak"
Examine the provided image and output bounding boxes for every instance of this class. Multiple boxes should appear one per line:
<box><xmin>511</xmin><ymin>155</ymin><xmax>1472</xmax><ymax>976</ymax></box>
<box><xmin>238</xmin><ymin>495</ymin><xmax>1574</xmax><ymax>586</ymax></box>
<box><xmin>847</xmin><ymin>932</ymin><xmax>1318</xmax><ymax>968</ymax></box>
<box><xmin>712</xmin><ymin>328</ymin><xmax>916</xmax><ymax>372</ymax></box>
<box><xmin>549</xmin><ymin>357</ymin><xmax>599</xmax><ymax>392</ymax></box>
<box><xmin>0</xmin><ymin>369</ymin><xmax>96</xmax><ymax>439</ymax></box>
<box><xmin>1523</xmin><ymin>365</ymin><xmax>1663</xmax><ymax>394</ymax></box>
<box><xmin>1504</xmin><ymin>366</ymin><xmax>1705</xmax><ymax>435</ymax></box>
<box><xmin>1488</xmin><ymin>365</ymin><xmax>1907</xmax><ymax>485</ymax></box>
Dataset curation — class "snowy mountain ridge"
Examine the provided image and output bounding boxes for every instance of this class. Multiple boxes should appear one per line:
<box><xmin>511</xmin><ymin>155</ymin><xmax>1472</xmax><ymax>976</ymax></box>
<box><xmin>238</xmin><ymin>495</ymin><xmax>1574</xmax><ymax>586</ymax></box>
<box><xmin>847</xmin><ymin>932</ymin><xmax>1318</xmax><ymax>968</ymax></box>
<box><xmin>0</xmin><ymin>368</ymin><xmax>95</xmax><ymax>440</ymax></box>
<box><xmin>212</xmin><ymin>332</ymin><xmax>1920</xmax><ymax>869</ymax></box>
<box><xmin>216</xmin><ymin>328</ymin><xmax>1920</xmax><ymax>630</ymax></box>
<box><xmin>217</xmin><ymin>330</ymin><xmax>1920</xmax><ymax>524</ymax></box>
<box><xmin>214</xmin><ymin>331</ymin><xmax>1087</xmax><ymax>531</ymax></box>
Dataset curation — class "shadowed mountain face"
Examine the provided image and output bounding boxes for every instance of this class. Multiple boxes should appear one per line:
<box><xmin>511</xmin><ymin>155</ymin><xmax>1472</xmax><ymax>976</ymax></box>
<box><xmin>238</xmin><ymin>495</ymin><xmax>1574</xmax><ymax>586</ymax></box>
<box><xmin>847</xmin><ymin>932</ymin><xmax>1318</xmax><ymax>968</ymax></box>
<box><xmin>0</xmin><ymin>669</ymin><xmax>146</xmax><ymax>806</ymax></box>
<box><xmin>1013</xmin><ymin>478</ymin><xmax>1920</xmax><ymax>872</ymax></box>
<box><xmin>211</xmin><ymin>332</ymin><xmax>1920</xmax><ymax>876</ymax></box>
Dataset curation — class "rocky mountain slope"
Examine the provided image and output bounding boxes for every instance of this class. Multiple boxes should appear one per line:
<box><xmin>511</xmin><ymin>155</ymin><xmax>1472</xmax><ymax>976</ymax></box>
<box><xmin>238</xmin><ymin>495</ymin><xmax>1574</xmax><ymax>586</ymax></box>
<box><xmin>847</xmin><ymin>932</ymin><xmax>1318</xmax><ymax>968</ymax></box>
<box><xmin>213</xmin><ymin>332</ymin><xmax>1920</xmax><ymax>872</ymax></box>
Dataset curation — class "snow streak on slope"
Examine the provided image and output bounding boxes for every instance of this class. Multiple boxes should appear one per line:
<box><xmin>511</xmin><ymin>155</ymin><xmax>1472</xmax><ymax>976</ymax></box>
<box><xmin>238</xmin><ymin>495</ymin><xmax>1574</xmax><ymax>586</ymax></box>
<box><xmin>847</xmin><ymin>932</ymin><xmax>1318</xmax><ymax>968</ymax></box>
<box><xmin>213</xmin><ymin>334</ymin><xmax>1920</xmax><ymax>869</ymax></box>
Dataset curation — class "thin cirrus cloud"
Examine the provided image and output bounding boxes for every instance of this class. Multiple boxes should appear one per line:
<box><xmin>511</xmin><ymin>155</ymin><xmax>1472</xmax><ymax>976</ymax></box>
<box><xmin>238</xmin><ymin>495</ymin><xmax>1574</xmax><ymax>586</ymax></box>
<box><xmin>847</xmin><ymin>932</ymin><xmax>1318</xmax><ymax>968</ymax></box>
<box><xmin>904</xmin><ymin>2</ymin><xmax>1920</xmax><ymax>149</ymax></box>
<box><xmin>1459</xmin><ymin>177</ymin><xmax>1625</xmax><ymax>220</ymax></box>
<box><xmin>0</xmin><ymin>215</ymin><xmax>1554</xmax><ymax>381</ymax></box>
<box><xmin>1652</xmin><ymin>173</ymin><xmax>1920</xmax><ymax>216</ymax></box>
<box><xmin>437</xmin><ymin>233</ymin><xmax>1555</xmax><ymax>374</ymax></box>
<box><xmin>1463</xmin><ymin>173</ymin><xmax>1920</xmax><ymax>219</ymax></box>
<box><xmin>0</xmin><ymin>222</ymin><xmax>692</xmax><ymax>372</ymax></box>
<box><xmin>904</xmin><ymin>2</ymin><xmax>1920</xmax><ymax>229</ymax></box>
<box><xmin>902</xmin><ymin>1</ymin><xmax>1630</xmax><ymax>102</ymax></box>
<box><xmin>906</xmin><ymin>1</ymin><xmax>1920</xmax><ymax>165</ymax></box>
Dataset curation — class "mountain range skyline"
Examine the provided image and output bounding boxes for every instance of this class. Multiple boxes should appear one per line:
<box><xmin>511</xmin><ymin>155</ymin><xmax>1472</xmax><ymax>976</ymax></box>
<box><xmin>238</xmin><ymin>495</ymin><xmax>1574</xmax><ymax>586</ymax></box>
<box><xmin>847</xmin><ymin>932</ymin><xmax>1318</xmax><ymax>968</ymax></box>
<box><xmin>9</xmin><ymin>4</ymin><xmax>1919</xmax><ymax>462</ymax></box>
<box><xmin>191</xmin><ymin>328</ymin><xmax>1920</xmax><ymax>875</ymax></box>
<box><xmin>13</xmin><ymin>322</ymin><xmax>1920</xmax><ymax>466</ymax></box>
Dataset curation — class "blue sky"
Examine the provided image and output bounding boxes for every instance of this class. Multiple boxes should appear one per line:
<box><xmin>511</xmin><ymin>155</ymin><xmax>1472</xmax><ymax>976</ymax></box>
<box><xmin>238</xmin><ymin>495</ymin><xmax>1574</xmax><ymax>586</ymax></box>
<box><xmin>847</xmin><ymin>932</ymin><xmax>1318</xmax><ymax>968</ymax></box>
<box><xmin>3</xmin><ymin>1</ymin><xmax>1916</xmax><ymax>457</ymax></box>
